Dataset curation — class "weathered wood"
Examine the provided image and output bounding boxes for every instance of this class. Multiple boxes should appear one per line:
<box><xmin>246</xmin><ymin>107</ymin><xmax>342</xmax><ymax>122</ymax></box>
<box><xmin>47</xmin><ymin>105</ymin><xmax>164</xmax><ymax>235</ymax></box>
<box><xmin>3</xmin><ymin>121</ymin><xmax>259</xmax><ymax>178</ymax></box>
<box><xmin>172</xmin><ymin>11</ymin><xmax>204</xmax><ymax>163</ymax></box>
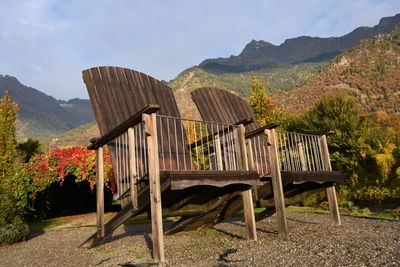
<box><xmin>187</xmin><ymin>118</ymin><xmax>253</xmax><ymax>149</ymax></box>
<box><xmin>215</xmin><ymin>135</ymin><xmax>223</xmax><ymax>170</ymax></box>
<box><xmin>88</xmin><ymin>104</ymin><xmax>160</xmax><ymax>150</ymax></box>
<box><xmin>281</xmin><ymin>171</ymin><xmax>344</xmax><ymax>183</ymax></box>
<box><xmin>165</xmin><ymin>170</ymin><xmax>260</xmax><ymax>190</ymax></box>
<box><xmin>143</xmin><ymin>113</ymin><xmax>165</xmax><ymax>263</ymax></box>
<box><xmin>246</xmin><ymin>139</ymin><xmax>260</xmax><ymax>201</ymax></box>
<box><xmin>96</xmin><ymin>147</ymin><xmax>105</xmax><ymax>238</ymax></box>
<box><xmin>298</xmin><ymin>142</ymin><xmax>307</xmax><ymax>171</ymax></box>
<box><xmin>245</xmin><ymin>122</ymin><xmax>280</xmax><ymax>139</ymax></box>
<box><xmin>266</xmin><ymin>129</ymin><xmax>288</xmax><ymax>234</ymax></box>
<box><xmin>235</xmin><ymin>125</ymin><xmax>257</xmax><ymax>240</ymax></box>
<box><xmin>320</xmin><ymin>135</ymin><xmax>341</xmax><ymax>225</ymax></box>
<box><xmin>191</xmin><ymin>87</ymin><xmax>272</xmax><ymax>177</ymax></box>
<box><xmin>128</xmin><ymin>127</ymin><xmax>138</xmax><ymax>210</ymax></box>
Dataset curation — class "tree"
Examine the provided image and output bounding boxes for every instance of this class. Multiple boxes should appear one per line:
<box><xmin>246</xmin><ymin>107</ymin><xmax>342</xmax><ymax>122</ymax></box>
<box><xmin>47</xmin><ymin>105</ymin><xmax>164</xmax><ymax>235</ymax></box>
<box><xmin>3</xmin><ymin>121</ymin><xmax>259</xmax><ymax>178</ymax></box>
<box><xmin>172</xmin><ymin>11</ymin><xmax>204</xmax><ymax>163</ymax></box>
<box><xmin>0</xmin><ymin>91</ymin><xmax>29</xmax><ymax>245</ymax></box>
<box><xmin>248</xmin><ymin>74</ymin><xmax>279</xmax><ymax>126</ymax></box>
<box><xmin>296</xmin><ymin>94</ymin><xmax>367</xmax><ymax>185</ymax></box>
<box><xmin>0</xmin><ymin>91</ymin><xmax>19</xmax><ymax>175</ymax></box>
<box><xmin>18</xmin><ymin>138</ymin><xmax>42</xmax><ymax>163</ymax></box>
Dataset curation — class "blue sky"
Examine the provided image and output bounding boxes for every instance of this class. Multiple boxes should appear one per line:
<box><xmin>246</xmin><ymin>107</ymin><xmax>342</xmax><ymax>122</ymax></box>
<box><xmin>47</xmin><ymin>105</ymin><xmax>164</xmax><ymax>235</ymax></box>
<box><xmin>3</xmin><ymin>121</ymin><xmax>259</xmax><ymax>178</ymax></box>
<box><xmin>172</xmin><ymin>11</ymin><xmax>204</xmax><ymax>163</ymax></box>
<box><xmin>0</xmin><ymin>0</ymin><xmax>399</xmax><ymax>100</ymax></box>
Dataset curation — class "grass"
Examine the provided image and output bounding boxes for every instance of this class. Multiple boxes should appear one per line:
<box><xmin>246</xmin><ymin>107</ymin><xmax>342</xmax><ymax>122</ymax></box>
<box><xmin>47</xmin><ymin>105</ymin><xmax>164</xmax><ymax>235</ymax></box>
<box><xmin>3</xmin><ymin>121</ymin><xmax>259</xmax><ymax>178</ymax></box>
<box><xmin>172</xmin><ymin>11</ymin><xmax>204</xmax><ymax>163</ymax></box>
<box><xmin>28</xmin><ymin>219</ymin><xmax>71</xmax><ymax>233</ymax></box>
<box><xmin>236</xmin><ymin>205</ymin><xmax>399</xmax><ymax>221</ymax></box>
<box><xmin>285</xmin><ymin>206</ymin><xmax>399</xmax><ymax>221</ymax></box>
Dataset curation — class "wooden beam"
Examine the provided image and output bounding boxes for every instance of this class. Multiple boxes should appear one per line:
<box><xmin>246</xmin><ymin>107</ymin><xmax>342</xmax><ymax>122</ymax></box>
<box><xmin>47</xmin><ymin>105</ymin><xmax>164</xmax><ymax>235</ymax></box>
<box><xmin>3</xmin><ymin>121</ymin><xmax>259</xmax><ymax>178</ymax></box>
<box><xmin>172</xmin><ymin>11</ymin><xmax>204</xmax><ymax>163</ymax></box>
<box><xmin>215</xmin><ymin>135</ymin><xmax>223</xmax><ymax>170</ymax></box>
<box><xmin>236</xmin><ymin>125</ymin><xmax>257</xmax><ymax>240</ymax></box>
<box><xmin>143</xmin><ymin>113</ymin><xmax>165</xmax><ymax>263</ymax></box>
<box><xmin>128</xmin><ymin>127</ymin><xmax>138</xmax><ymax>211</ymax></box>
<box><xmin>96</xmin><ymin>147</ymin><xmax>105</xmax><ymax>238</ymax></box>
<box><xmin>245</xmin><ymin>122</ymin><xmax>280</xmax><ymax>139</ymax></box>
<box><xmin>298</xmin><ymin>142</ymin><xmax>307</xmax><ymax>171</ymax></box>
<box><xmin>265</xmin><ymin>129</ymin><xmax>288</xmax><ymax>234</ymax></box>
<box><xmin>88</xmin><ymin>104</ymin><xmax>160</xmax><ymax>150</ymax></box>
<box><xmin>320</xmin><ymin>135</ymin><xmax>341</xmax><ymax>225</ymax></box>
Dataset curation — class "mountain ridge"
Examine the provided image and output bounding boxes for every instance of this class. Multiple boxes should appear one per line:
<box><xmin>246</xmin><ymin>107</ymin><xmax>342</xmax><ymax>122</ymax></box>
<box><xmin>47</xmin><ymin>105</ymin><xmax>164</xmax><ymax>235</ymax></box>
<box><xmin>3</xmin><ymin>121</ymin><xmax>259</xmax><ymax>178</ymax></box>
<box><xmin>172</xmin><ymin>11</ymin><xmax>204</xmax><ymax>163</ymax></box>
<box><xmin>0</xmin><ymin>74</ymin><xmax>94</xmax><ymax>140</ymax></box>
<box><xmin>199</xmin><ymin>13</ymin><xmax>400</xmax><ymax>73</ymax></box>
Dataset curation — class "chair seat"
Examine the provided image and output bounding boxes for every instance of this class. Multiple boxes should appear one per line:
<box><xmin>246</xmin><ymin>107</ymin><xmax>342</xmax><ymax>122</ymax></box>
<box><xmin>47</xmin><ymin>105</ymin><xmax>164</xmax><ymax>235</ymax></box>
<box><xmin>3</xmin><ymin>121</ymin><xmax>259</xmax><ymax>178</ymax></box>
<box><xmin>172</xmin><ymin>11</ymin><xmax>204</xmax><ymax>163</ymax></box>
<box><xmin>281</xmin><ymin>171</ymin><xmax>344</xmax><ymax>184</ymax></box>
<box><xmin>161</xmin><ymin>170</ymin><xmax>260</xmax><ymax>190</ymax></box>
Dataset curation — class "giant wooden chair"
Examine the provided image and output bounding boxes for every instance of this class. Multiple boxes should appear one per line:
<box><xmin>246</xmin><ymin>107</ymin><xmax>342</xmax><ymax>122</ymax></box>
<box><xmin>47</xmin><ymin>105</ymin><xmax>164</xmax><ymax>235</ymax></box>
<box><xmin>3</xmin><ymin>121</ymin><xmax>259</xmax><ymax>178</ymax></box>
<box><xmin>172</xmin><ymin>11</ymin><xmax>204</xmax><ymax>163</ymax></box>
<box><xmin>188</xmin><ymin>87</ymin><xmax>343</xmax><ymax>234</ymax></box>
<box><xmin>80</xmin><ymin>67</ymin><xmax>260</xmax><ymax>263</ymax></box>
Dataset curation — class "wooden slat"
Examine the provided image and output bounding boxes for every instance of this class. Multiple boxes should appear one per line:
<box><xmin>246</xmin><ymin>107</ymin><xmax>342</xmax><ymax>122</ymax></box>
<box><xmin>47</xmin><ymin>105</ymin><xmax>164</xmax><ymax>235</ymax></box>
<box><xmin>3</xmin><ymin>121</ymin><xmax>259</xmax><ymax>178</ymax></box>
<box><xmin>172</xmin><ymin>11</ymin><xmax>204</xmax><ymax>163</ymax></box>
<box><xmin>281</xmin><ymin>171</ymin><xmax>344</xmax><ymax>183</ymax></box>
<box><xmin>165</xmin><ymin>170</ymin><xmax>260</xmax><ymax>190</ymax></box>
<box><xmin>191</xmin><ymin>87</ymin><xmax>272</xmax><ymax>176</ymax></box>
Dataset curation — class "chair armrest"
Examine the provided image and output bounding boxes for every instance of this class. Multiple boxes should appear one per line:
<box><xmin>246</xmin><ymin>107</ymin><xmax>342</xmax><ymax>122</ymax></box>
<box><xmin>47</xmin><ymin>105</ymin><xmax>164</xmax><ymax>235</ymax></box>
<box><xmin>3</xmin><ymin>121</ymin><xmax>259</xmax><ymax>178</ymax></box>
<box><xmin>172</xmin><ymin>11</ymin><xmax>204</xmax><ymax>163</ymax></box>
<box><xmin>88</xmin><ymin>104</ymin><xmax>160</xmax><ymax>150</ymax></box>
<box><xmin>245</xmin><ymin>122</ymin><xmax>280</xmax><ymax>139</ymax></box>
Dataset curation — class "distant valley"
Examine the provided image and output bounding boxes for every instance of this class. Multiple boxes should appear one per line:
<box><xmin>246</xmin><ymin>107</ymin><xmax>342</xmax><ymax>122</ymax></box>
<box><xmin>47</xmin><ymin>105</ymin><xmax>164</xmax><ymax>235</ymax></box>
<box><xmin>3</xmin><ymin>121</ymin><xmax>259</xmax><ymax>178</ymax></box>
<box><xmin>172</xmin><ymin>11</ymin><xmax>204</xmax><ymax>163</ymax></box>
<box><xmin>0</xmin><ymin>75</ymin><xmax>94</xmax><ymax>140</ymax></box>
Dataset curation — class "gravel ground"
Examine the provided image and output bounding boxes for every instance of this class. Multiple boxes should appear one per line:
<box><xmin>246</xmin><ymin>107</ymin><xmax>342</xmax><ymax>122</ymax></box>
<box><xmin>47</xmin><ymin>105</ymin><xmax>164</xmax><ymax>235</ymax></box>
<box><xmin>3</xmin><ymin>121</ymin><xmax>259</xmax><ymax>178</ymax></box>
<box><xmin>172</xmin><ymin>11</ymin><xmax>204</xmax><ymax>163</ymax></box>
<box><xmin>0</xmin><ymin>212</ymin><xmax>399</xmax><ymax>266</ymax></box>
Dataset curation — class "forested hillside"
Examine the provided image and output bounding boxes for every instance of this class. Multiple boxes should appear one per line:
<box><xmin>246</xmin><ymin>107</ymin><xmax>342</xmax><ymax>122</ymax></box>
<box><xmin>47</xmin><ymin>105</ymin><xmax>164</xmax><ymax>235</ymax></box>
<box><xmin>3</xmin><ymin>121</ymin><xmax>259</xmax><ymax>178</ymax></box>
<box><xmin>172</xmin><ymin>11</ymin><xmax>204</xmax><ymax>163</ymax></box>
<box><xmin>169</xmin><ymin>62</ymin><xmax>325</xmax><ymax>97</ymax></box>
<box><xmin>275</xmin><ymin>25</ymin><xmax>400</xmax><ymax>114</ymax></box>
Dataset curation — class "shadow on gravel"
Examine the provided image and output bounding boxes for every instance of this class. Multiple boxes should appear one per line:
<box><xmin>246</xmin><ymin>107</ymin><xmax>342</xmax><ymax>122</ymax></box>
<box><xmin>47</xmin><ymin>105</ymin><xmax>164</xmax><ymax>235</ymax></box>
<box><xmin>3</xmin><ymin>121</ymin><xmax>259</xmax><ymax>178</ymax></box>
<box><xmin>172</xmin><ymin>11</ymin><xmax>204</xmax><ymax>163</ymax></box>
<box><xmin>28</xmin><ymin>230</ymin><xmax>45</xmax><ymax>241</ymax></box>
<box><xmin>217</xmin><ymin>248</ymin><xmax>244</xmax><ymax>265</ymax></box>
<box><xmin>226</xmin><ymin>221</ymin><xmax>278</xmax><ymax>235</ymax></box>
<box><xmin>143</xmin><ymin>234</ymin><xmax>153</xmax><ymax>256</ymax></box>
<box><xmin>212</xmin><ymin>228</ymin><xmax>246</xmax><ymax>240</ymax></box>
<box><xmin>94</xmin><ymin>223</ymin><xmax>153</xmax><ymax>247</ymax></box>
<box><xmin>287</xmin><ymin>217</ymin><xmax>319</xmax><ymax>225</ymax></box>
<box><xmin>118</xmin><ymin>263</ymin><xmax>158</xmax><ymax>267</ymax></box>
<box><xmin>94</xmin><ymin>258</ymin><xmax>111</xmax><ymax>266</ymax></box>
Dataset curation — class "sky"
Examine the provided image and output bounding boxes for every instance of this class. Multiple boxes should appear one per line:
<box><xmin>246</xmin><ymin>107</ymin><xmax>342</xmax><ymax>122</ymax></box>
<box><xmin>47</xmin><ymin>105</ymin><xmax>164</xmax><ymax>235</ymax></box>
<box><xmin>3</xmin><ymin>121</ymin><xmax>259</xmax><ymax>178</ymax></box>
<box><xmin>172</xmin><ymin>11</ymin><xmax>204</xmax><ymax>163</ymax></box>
<box><xmin>0</xmin><ymin>0</ymin><xmax>399</xmax><ymax>100</ymax></box>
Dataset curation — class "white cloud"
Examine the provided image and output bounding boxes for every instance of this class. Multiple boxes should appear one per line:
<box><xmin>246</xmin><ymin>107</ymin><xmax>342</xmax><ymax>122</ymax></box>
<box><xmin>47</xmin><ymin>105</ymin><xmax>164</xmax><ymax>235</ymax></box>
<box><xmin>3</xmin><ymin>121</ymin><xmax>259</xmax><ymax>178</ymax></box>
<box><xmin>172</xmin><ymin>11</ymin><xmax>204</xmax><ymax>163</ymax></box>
<box><xmin>0</xmin><ymin>0</ymin><xmax>399</xmax><ymax>99</ymax></box>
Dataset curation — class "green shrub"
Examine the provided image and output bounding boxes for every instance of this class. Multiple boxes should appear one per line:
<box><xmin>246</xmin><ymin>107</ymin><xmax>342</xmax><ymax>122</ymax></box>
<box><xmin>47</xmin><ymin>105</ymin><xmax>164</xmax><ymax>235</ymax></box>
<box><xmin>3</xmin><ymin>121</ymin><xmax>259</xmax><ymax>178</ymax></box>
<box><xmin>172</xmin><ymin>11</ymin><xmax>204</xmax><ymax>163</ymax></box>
<box><xmin>0</xmin><ymin>218</ymin><xmax>29</xmax><ymax>245</ymax></box>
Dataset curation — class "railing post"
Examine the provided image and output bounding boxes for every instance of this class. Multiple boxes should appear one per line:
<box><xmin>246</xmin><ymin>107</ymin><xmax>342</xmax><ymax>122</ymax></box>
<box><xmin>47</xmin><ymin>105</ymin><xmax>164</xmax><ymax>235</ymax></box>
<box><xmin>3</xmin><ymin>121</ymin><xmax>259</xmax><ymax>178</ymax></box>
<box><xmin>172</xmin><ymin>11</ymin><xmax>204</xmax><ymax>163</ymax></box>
<box><xmin>298</xmin><ymin>142</ymin><xmax>307</xmax><ymax>171</ymax></box>
<box><xmin>96</xmin><ymin>147</ymin><xmax>105</xmax><ymax>238</ymax></box>
<box><xmin>265</xmin><ymin>129</ymin><xmax>288</xmax><ymax>234</ymax></box>
<box><xmin>128</xmin><ymin>127</ymin><xmax>139</xmax><ymax>211</ymax></box>
<box><xmin>235</xmin><ymin>125</ymin><xmax>257</xmax><ymax>240</ymax></box>
<box><xmin>143</xmin><ymin>113</ymin><xmax>165</xmax><ymax>263</ymax></box>
<box><xmin>214</xmin><ymin>135</ymin><xmax>223</xmax><ymax>170</ymax></box>
<box><xmin>320</xmin><ymin>135</ymin><xmax>341</xmax><ymax>225</ymax></box>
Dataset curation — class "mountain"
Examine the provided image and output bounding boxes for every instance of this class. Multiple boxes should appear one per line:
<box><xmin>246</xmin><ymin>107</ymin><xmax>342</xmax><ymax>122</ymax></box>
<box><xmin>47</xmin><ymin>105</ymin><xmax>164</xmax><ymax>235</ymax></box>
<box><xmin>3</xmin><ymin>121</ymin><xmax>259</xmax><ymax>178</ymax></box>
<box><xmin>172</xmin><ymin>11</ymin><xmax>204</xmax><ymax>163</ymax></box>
<box><xmin>0</xmin><ymin>75</ymin><xmax>94</xmax><ymax>140</ymax></box>
<box><xmin>274</xmin><ymin>25</ymin><xmax>400</xmax><ymax>114</ymax></box>
<box><xmin>199</xmin><ymin>13</ymin><xmax>400</xmax><ymax>73</ymax></box>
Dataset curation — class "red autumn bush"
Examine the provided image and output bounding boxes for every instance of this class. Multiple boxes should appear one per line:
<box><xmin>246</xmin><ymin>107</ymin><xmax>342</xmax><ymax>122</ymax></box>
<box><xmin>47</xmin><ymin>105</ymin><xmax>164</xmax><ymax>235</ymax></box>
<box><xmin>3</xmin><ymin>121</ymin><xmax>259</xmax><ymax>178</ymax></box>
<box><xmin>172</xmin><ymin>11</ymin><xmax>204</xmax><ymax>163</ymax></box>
<box><xmin>26</xmin><ymin>146</ymin><xmax>116</xmax><ymax>197</ymax></box>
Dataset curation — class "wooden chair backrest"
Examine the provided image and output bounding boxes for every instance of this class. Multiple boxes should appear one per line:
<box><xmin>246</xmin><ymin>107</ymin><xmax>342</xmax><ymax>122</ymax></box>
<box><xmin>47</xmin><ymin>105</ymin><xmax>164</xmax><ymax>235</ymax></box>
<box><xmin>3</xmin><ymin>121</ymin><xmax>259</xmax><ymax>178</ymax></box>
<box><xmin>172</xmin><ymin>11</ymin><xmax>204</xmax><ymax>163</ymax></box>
<box><xmin>191</xmin><ymin>87</ymin><xmax>271</xmax><ymax>176</ymax></box>
<box><xmin>82</xmin><ymin>66</ymin><xmax>190</xmax><ymax>170</ymax></box>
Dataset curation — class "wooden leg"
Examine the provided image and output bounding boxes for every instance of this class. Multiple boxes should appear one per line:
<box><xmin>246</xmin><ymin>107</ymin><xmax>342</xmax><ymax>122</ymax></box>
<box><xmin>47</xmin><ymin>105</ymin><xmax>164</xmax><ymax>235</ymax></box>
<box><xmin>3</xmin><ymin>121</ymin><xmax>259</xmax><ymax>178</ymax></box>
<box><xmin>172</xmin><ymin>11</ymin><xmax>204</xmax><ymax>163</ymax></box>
<box><xmin>326</xmin><ymin>186</ymin><xmax>341</xmax><ymax>225</ymax></box>
<box><xmin>144</xmin><ymin>113</ymin><xmax>165</xmax><ymax>263</ymax></box>
<box><xmin>266</xmin><ymin>129</ymin><xmax>288</xmax><ymax>234</ymax></box>
<box><xmin>242</xmin><ymin>189</ymin><xmax>257</xmax><ymax>240</ymax></box>
<box><xmin>96</xmin><ymin>147</ymin><xmax>105</xmax><ymax>238</ymax></box>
